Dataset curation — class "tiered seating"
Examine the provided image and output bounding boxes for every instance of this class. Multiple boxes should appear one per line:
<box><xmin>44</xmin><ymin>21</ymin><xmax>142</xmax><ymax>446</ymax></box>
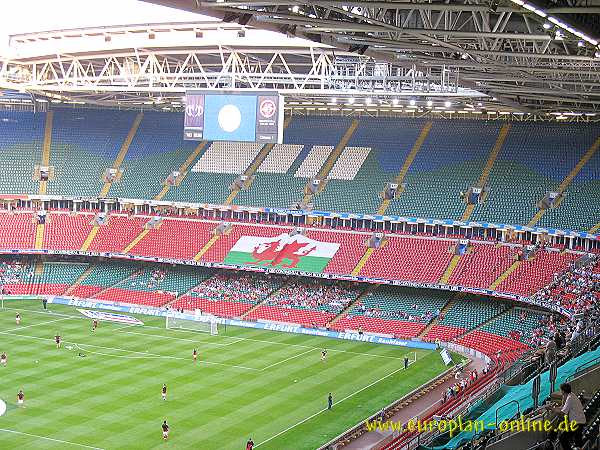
<box><xmin>294</xmin><ymin>145</ymin><xmax>334</xmax><ymax>178</ymax></box>
<box><xmin>172</xmin><ymin>271</ymin><xmax>284</xmax><ymax>317</ymax></box>
<box><xmin>110</xmin><ymin>112</ymin><xmax>198</xmax><ymax>200</ymax></box>
<box><xmin>47</xmin><ymin>109</ymin><xmax>135</xmax><ymax>196</ymax></box>
<box><xmin>496</xmin><ymin>250</ymin><xmax>578</xmax><ymax>295</ymax></box>
<box><xmin>333</xmin><ymin>286</ymin><xmax>452</xmax><ymax>338</ymax></box>
<box><xmin>448</xmin><ymin>243</ymin><xmax>516</xmax><ymax>289</ymax></box>
<box><xmin>0</xmin><ymin>111</ymin><xmax>44</xmax><ymax>194</ymax></box>
<box><xmin>86</xmin><ymin>215</ymin><xmax>147</xmax><ymax>253</ymax></box>
<box><xmin>264</xmin><ymin>278</ymin><xmax>361</xmax><ymax>313</ymax></box>
<box><xmin>313</xmin><ymin>118</ymin><xmax>427</xmax><ymax>214</ymax></box>
<box><xmin>246</xmin><ymin>304</ymin><xmax>336</xmax><ymax>327</ymax></box>
<box><xmin>43</xmin><ymin>213</ymin><xmax>95</xmax><ymax>250</ymax></box>
<box><xmin>71</xmin><ymin>261</ymin><xmax>138</xmax><ymax>298</ymax></box>
<box><xmin>247</xmin><ymin>278</ymin><xmax>361</xmax><ymax>327</ymax></box>
<box><xmin>480</xmin><ymin>307</ymin><xmax>550</xmax><ymax>346</ymax></box>
<box><xmin>233</xmin><ymin>116</ymin><xmax>352</xmax><ymax>208</ymax></box>
<box><xmin>128</xmin><ymin>219</ymin><xmax>214</xmax><ymax>260</ymax></box>
<box><xmin>93</xmin><ymin>266</ymin><xmax>210</xmax><ymax>307</ymax></box>
<box><xmin>359</xmin><ymin>237</ymin><xmax>453</xmax><ymax>283</ymax></box>
<box><xmin>2</xmin><ymin>261</ymin><xmax>88</xmax><ymax>296</ymax></box>
<box><xmin>424</xmin><ymin>297</ymin><xmax>509</xmax><ymax>342</ymax></box>
<box><xmin>256</xmin><ymin>144</ymin><xmax>303</xmax><ymax>173</ymax></box>
<box><xmin>165</xmin><ymin>141</ymin><xmax>254</xmax><ymax>204</ymax></box>
<box><xmin>386</xmin><ymin>120</ymin><xmax>501</xmax><ymax>220</ymax></box>
<box><xmin>538</xmin><ymin>148</ymin><xmax>600</xmax><ymax>231</ymax></box>
<box><xmin>327</xmin><ymin>146</ymin><xmax>371</xmax><ymax>180</ymax></box>
<box><xmin>471</xmin><ymin>122</ymin><xmax>600</xmax><ymax>226</ymax></box>
<box><xmin>456</xmin><ymin>330</ymin><xmax>529</xmax><ymax>363</ymax></box>
<box><xmin>0</xmin><ymin>213</ymin><xmax>36</xmax><ymax>249</ymax></box>
<box><xmin>192</xmin><ymin>141</ymin><xmax>263</xmax><ymax>174</ymax></box>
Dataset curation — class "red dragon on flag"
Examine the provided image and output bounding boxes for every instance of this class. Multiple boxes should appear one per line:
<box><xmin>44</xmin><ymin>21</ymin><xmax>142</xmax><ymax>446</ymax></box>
<box><xmin>224</xmin><ymin>233</ymin><xmax>340</xmax><ymax>273</ymax></box>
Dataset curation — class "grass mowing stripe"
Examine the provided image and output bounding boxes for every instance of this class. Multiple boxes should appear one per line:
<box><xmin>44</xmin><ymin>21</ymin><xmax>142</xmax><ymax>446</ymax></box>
<box><xmin>0</xmin><ymin>300</ymin><xmax>448</xmax><ymax>450</ymax></box>
<box><xmin>0</xmin><ymin>329</ymin><xmax>261</xmax><ymax>371</ymax></box>
<box><xmin>0</xmin><ymin>428</ymin><xmax>104</xmax><ymax>449</ymax></box>
<box><xmin>259</xmin><ymin>348</ymin><xmax>315</xmax><ymax>371</ymax></box>
<box><xmin>255</xmin><ymin>359</ymin><xmax>416</xmax><ymax>448</ymax></box>
<box><xmin>4</xmin><ymin>317</ymin><xmax>72</xmax><ymax>333</ymax></box>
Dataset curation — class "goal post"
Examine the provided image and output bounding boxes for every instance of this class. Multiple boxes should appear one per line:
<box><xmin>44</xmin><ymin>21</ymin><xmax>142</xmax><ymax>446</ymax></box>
<box><xmin>165</xmin><ymin>314</ymin><xmax>219</xmax><ymax>335</ymax></box>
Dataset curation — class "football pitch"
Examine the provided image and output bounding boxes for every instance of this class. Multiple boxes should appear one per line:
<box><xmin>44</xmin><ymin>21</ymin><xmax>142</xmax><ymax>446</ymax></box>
<box><xmin>0</xmin><ymin>300</ymin><xmax>449</xmax><ymax>450</ymax></box>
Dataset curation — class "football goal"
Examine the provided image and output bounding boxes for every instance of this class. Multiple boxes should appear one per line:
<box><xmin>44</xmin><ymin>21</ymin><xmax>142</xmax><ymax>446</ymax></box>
<box><xmin>165</xmin><ymin>313</ymin><xmax>219</xmax><ymax>335</ymax></box>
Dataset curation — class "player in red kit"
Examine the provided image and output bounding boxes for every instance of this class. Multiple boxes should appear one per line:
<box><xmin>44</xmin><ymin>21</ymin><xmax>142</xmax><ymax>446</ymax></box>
<box><xmin>17</xmin><ymin>390</ymin><xmax>24</xmax><ymax>407</ymax></box>
<box><xmin>246</xmin><ymin>438</ymin><xmax>254</xmax><ymax>450</ymax></box>
<box><xmin>162</xmin><ymin>420</ymin><xmax>169</xmax><ymax>440</ymax></box>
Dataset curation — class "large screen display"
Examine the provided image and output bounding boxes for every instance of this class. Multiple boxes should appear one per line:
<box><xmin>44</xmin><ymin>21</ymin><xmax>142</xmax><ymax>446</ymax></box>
<box><xmin>184</xmin><ymin>90</ymin><xmax>284</xmax><ymax>144</ymax></box>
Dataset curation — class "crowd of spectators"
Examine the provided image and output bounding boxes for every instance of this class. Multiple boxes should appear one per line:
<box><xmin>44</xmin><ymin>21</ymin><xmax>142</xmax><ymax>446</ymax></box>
<box><xmin>0</xmin><ymin>260</ymin><xmax>33</xmax><ymax>285</ymax></box>
<box><xmin>533</xmin><ymin>255</ymin><xmax>599</xmax><ymax>316</ymax></box>
<box><xmin>126</xmin><ymin>268</ymin><xmax>167</xmax><ymax>291</ymax></box>
<box><xmin>265</xmin><ymin>279</ymin><xmax>361</xmax><ymax>313</ymax></box>
<box><xmin>353</xmin><ymin>301</ymin><xmax>440</xmax><ymax>323</ymax></box>
<box><xmin>191</xmin><ymin>272</ymin><xmax>284</xmax><ymax>304</ymax></box>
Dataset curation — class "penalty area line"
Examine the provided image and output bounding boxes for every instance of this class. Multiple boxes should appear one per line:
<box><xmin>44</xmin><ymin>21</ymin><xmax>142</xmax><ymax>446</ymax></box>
<box><xmin>0</xmin><ymin>428</ymin><xmax>104</xmax><ymax>449</ymax></box>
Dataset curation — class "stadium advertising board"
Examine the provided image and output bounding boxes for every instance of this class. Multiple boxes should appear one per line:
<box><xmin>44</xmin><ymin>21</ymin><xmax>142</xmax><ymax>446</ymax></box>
<box><xmin>184</xmin><ymin>90</ymin><xmax>284</xmax><ymax>143</ymax></box>
<box><xmin>46</xmin><ymin>297</ymin><xmax>436</xmax><ymax>350</ymax></box>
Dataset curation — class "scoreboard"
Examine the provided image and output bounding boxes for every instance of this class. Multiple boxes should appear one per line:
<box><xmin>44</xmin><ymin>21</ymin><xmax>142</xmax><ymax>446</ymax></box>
<box><xmin>184</xmin><ymin>90</ymin><xmax>284</xmax><ymax>144</ymax></box>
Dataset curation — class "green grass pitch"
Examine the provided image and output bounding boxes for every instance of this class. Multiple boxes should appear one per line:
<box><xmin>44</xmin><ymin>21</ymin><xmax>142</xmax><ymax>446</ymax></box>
<box><xmin>0</xmin><ymin>299</ymin><xmax>449</xmax><ymax>449</ymax></box>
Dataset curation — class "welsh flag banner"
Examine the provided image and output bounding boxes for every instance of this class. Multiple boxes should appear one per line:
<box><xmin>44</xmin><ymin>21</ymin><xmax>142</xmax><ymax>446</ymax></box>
<box><xmin>224</xmin><ymin>233</ymin><xmax>340</xmax><ymax>273</ymax></box>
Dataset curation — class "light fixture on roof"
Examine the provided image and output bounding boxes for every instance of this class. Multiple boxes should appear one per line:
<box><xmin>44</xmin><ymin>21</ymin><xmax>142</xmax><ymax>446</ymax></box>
<box><xmin>477</xmin><ymin>102</ymin><xmax>483</xmax><ymax>107</ymax></box>
<box><xmin>554</xmin><ymin>30</ymin><xmax>564</xmax><ymax>40</ymax></box>
<box><xmin>596</xmin><ymin>50</ymin><xmax>600</xmax><ymax>58</ymax></box>
<box><xmin>577</xmin><ymin>40</ymin><xmax>585</xmax><ymax>47</ymax></box>
<box><xmin>392</xmin><ymin>98</ymin><xmax>398</xmax><ymax>105</ymax></box>
<box><xmin>426</xmin><ymin>100</ymin><xmax>433</xmax><ymax>107</ymax></box>
<box><xmin>445</xmin><ymin>100</ymin><xmax>452</xmax><ymax>108</ymax></box>
<box><xmin>365</xmin><ymin>98</ymin><xmax>372</xmax><ymax>105</ymax></box>
<box><xmin>409</xmin><ymin>99</ymin><xmax>416</xmax><ymax>106</ymax></box>
<box><xmin>331</xmin><ymin>97</ymin><xmax>337</xmax><ymax>104</ymax></box>
<box><xmin>348</xmin><ymin>97</ymin><xmax>355</xmax><ymax>104</ymax></box>
<box><xmin>292</xmin><ymin>5</ymin><xmax>299</xmax><ymax>12</ymax></box>
<box><xmin>543</xmin><ymin>22</ymin><xmax>552</xmax><ymax>30</ymax></box>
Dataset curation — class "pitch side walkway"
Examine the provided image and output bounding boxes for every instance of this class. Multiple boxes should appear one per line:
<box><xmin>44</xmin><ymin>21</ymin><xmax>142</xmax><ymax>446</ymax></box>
<box><xmin>344</xmin><ymin>350</ymin><xmax>488</xmax><ymax>450</ymax></box>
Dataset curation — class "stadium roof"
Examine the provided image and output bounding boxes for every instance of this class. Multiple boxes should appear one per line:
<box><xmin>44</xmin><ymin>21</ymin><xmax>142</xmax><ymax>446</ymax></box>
<box><xmin>143</xmin><ymin>0</ymin><xmax>600</xmax><ymax>115</ymax></box>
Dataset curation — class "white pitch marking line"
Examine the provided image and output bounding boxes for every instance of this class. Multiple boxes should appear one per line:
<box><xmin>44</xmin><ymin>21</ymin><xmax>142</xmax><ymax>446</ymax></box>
<box><xmin>3</xmin><ymin>317</ymin><xmax>72</xmax><ymax>333</ymax></box>
<box><xmin>255</xmin><ymin>359</ymin><xmax>418</xmax><ymax>448</ymax></box>
<box><xmin>0</xmin><ymin>427</ymin><xmax>104</xmax><ymax>450</ymax></box>
<box><xmin>1</xmin><ymin>305</ymin><xmax>421</xmax><ymax>360</ymax></box>
<box><xmin>260</xmin><ymin>348</ymin><xmax>315</xmax><ymax>371</ymax></box>
<box><xmin>0</xmin><ymin>329</ymin><xmax>259</xmax><ymax>372</ymax></box>
<box><xmin>130</xmin><ymin>324</ymin><xmax>414</xmax><ymax>361</ymax></box>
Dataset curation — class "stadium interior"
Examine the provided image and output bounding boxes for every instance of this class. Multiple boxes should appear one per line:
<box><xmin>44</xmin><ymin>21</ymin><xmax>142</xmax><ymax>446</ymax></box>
<box><xmin>0</xmin><ymin>1</ymin><xmax>600</xmax><ymax>450</ymax></box>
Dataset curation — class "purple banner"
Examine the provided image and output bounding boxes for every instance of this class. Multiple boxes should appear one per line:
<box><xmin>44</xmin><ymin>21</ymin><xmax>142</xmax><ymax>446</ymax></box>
<box><xmin>184</xmin><ymin>94</ymin><xmax>205</xmax><ymax>140</ymax></box>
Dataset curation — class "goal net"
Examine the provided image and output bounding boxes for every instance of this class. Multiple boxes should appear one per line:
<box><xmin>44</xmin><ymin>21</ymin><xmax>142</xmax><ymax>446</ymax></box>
<box><xmin>165</xmin><ymin>314</ymin><xmax>219</xmax><ymax>335</ymax></box>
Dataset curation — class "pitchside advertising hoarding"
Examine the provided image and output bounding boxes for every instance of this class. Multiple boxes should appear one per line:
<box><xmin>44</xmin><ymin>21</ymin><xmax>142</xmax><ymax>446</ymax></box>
<box><xmin>184</xmin><ymin>90</ymin><xmax>284</xmax><ymax>143</ymax></box>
